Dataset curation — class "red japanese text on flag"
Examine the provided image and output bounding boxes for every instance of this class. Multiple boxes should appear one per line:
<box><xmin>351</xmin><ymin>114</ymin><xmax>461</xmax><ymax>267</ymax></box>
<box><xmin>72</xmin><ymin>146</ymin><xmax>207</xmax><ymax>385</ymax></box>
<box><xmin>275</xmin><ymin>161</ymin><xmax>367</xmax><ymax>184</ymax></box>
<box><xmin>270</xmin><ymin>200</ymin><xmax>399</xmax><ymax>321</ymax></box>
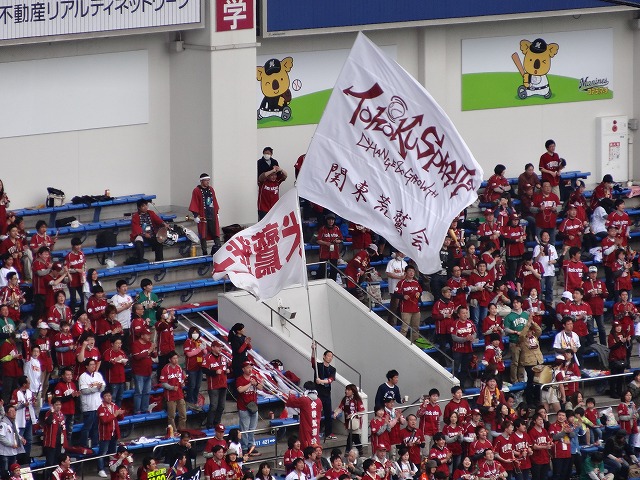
<box><xmin>212</xmin><ymin>188</ymin><xmax>305</xmax><ymax>300</ymax></box>
<box><xmin>297</xmin><ymin>33</ymin><xmax>483</xmax><ymax>274</ymax></box>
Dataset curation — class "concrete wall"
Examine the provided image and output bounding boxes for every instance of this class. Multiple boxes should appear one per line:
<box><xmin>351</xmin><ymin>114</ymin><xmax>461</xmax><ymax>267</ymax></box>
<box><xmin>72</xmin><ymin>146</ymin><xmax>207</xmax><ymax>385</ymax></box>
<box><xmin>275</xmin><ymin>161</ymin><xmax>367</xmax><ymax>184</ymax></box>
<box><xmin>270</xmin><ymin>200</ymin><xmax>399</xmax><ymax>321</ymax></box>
<box><xmin>217</xmin><ymin>281</ymin><xmax>457</xmax><ymax>417</ymax></box>
<box><xmin>257</xmin><ymin>10</ymin><xmax>638</xmax><ymax>191</ymax></box>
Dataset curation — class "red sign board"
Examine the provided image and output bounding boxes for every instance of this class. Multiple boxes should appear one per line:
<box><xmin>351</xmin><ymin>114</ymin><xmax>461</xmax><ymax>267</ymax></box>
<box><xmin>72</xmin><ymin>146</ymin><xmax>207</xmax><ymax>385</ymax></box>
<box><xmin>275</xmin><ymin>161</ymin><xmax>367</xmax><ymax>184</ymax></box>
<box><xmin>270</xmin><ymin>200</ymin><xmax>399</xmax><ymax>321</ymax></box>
<box><xmin>216</xmin><ymin>0</ymin><xmax>254</xmax><ymax>32</ymax></box>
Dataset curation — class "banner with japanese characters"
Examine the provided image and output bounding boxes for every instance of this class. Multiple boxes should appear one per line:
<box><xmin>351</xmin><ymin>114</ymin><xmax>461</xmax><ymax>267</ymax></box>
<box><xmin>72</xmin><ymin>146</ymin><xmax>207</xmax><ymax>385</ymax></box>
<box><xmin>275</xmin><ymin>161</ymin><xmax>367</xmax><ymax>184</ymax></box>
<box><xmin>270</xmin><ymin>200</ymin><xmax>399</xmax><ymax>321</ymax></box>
<box><xmin>297</xmin><ymin>33</ymin><xmax>483</xmax><ymax>275</ymax></box>
<box><xmin>212</xmin><ymin>188</ymin><xmax>305</xmax><ymax>301</ymax></box>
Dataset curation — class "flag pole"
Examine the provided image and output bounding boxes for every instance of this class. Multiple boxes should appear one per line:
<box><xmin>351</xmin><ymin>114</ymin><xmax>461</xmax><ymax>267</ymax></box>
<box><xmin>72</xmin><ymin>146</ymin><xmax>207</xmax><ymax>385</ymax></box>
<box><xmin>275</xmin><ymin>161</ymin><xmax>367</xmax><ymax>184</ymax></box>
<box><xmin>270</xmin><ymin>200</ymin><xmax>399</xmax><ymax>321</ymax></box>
<box><xmin>293</xmin><ymin>186</ymin><xmax>318</xmax><ymax>380</ymax></box>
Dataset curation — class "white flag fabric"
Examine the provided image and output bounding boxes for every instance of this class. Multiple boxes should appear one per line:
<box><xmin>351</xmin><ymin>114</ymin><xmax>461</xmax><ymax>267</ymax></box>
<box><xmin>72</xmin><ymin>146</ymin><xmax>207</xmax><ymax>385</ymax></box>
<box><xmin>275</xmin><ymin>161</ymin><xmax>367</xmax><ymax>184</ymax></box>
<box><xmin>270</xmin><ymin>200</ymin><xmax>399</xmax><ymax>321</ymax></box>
<box><xmin>296</xmin><ymin>33</ymin><xmax>483</xmax><ymax>274</ymax></box>
<box><xmin>213</xmin><ymin>188</ymin><xmax>306</xmax><ymax>301</ymax></box>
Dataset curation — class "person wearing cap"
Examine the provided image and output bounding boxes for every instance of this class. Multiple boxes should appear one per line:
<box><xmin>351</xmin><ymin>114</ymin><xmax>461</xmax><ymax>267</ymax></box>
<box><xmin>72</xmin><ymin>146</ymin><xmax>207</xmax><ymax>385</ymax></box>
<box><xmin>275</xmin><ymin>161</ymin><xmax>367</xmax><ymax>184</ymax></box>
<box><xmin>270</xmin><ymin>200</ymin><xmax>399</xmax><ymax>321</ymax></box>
<box><xmin>531</xmin><ymin>181</ymin><xmax>561</xmax><ymax>246</ymax></box>
<box><xmin>257</xmin><ymin>147</ymin><xmax>280</xmax><ymax>179</ymax></box>
<box><xmin>33</xmin><ymin>321</ymin><xmax>53</xmax><ymax>403</ymax></box>
<box><xmin>160</xmin><ymin>351</ymin><xmax>187</xmax><ymax>432</ymax></box>
<box><xmin>516</xmin><ymin>252</ymin><xmax>542</xmax><ymax>298</ymax></box>
<box><xmin>189</xmin><ymin>173</ymin><xmax>222</xmax><ymax>256</ymax></box>
<box><xmin>316</xmin><ymin>213</ymin><xmax>343</xmax><ymax>281</ymax></box>
<box><xmin>130</xmin><ymin>198</ymin><xmax>167</xmax><ymax>263</ymax></box>
<box><xmin>562</xmin><ymin>246</ymin><xmax>587</xmax><ymax>294</ymax></box>
<box><xmin>257</xmin><ymin>163</ymin><xmax>288</xmax><ymax>220</ymax></box>
<box><xmin>582</xmin><ymin>266</ymin><xmax>608</xmax><ymax>345</ymax></box>
<box><xmin>394</xmin><ymin>265</ymin><xmax>423</xmax><ymax>342</ymax></box>
<box><xmin>203</xmin><ymin>425</ymin><xmax>228</xmax><ymax>459</ymax></box>
<box><xmin>344</xmin><ymin>243</ymin><xmax>376</xmax><ymax>295</ymax></box>
<box><xmin>477</xmin><ymin>209</ymin><xmax>501</xmax><ymax>251</ymax></box>
<box><xmin>42</xmin><ymin>397</ymin><xmax>67</xmax><ymax>465</ymax></box>
<box><xmin>372</xmin><ymin>443</ymin><xmax>396</xmax><ymax>480</ymax></box>
<box><xmin>590</xmin><ymin>174</ymin><xmax>614</xmax><ymax>212</ymax></box>
<box><xmin>64</xmin><ymin>237</ymin><xmax>86</xmax><ymax>314</ymax></box>
<box><xmin>539</xmin><ymin>139</ymin><xmax>562</xmax><ymax>197</ymax></box>
<box><xmin>108</xmin><ymin>446</ymin><xmax>133</xmax><ymax>480</ymax></box>
<box><xmin>484</xmin><ymin>164</ymin><xmax>511</xmax><ymax>204</ymax></box>
<box><xmin>385</xmin><ymin>251</ymin><xmax>408</xmax><ymax>324</ymax></box>
<box><xmin>202</xmin><ymin>341</ymin><xmax>230</xmax><ymax>430</ymax></box>
<box><xmin>130</xmin><ymin>328</ymin><xmax>157</xmax><ymax>415</ymax></box>
<box><xmin>285</xmin><ymin>382</ymin><xmax>323</xmax><ymax>449</ymax></box>
<box><xmin>236</xmin><ymin>361</ymin><xmax>263</xmax><ymax>454</ymax></box>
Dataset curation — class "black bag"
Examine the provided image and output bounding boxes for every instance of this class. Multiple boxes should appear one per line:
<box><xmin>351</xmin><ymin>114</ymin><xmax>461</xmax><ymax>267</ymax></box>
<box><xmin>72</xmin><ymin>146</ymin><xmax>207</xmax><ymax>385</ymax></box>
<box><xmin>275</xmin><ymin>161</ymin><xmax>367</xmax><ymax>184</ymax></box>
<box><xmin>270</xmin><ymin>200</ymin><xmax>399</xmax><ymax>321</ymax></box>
<box><xmin>55</xmin><ymin>216</ymin><xmax>77</xmax><ymax>228</ymax></box>
<box><xmin>46</xmin><ymin>187</ymin><xmax>65</xmax><ymax>207</ymax></box>
<box><xmin>96</xmin><ymin>230</ymin><xmax>118</xmax><ymax>248</ymax></box>
<box><xmin>222</xmin><ymin>224</ymin><xmax>244</xmax><ymax>242</ymax></box>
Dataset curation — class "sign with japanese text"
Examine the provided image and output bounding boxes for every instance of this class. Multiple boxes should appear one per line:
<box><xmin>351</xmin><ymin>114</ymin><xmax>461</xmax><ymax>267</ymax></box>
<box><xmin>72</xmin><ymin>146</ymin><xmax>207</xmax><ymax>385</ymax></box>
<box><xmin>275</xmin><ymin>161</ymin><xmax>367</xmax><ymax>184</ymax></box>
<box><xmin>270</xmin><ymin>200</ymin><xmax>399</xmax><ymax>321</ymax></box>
<box><xmin>0</xmin><ymin>0</ymin><xmax>201</xmax><ymax>42</ymax></box>
<box><xmin>297</xmin><ymin>33</ymin><xmax>483</xmax><ymax>274</ymax></box>
<box><xmin>213</xmin><ymin>188</ymin><xmax>306</xmax><ymax>301</ymax></box>
<box><xmin>216</xmin><ymin>0</ymin><xmax>253</xmax><ymax>32</ymax></box>
<box><xmin>461</xmin><ymin>28</ymin><xmax>613</xmax><ymax>110</ymax></box>
<box><xmin>148</xmin><ymin>469</ymin><xmax>167</xmax><ymax>480</ymax></box>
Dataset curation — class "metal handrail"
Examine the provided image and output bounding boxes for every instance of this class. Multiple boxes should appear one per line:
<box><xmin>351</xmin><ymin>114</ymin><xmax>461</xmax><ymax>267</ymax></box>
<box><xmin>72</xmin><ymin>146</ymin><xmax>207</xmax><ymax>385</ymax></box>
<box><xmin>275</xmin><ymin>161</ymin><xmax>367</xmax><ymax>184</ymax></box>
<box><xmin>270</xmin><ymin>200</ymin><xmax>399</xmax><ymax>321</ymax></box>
<box><xmin>319</xmin><ymin>261</ymin><xmax>455</xmax><ymax>374</ymax></box>
<box><xmin>539</xmin><ymin>370</ymin><xmax>633</xmax><ymax>392</ymax></box>
<box><xmin>262</xmin><ymin>300</ymin><xmax>363</xmax><ymax>391</ymax></box>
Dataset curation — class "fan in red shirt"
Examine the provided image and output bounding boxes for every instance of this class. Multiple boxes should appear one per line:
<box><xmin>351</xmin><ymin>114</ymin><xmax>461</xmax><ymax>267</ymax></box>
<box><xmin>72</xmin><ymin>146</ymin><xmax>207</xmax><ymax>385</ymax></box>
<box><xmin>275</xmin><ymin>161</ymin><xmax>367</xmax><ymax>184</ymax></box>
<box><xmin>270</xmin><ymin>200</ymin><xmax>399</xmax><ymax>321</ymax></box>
<box><xmin>516</xmin><ymin>253</ymin><xmax>542</xmax><ymax>298</ymax></box>
<box><xmin>477</xmin><ymin>209</ymin><xmax>501</xmax><ymax>251</ymax></box>
<box><xmin>203</xmin><ymin>425</ymin><xmax>228</xmax><ymax>460</ymax></box>
<box><xmin>590</xmin><ymin>174</ymin><xmax>614</xmax><ymax>211</ymax></box>
<box><xmin>0</xmin><ymin>224</ymin><xmax>25</xmax><ymax>277</ymax></box>
<box><xmin>395</xmin><ymin>265</ymin><xmax>422</xmax><ymax>342</ymax></box>
<box><xmin>86</xmin><ymin>286</ymin><xmax>108</xmax><ymax>331</ymax></box>
<box><xmin>476</xmin><ymin>377</ymin><xmax>505</xmax><ymax>430</ymax></box>
<box><xmin>528</xmin><ymin>414</ymin><xmax>552</xmax><ymax>477</ymax></box>
<box><xmin>483</xmin><ymin>165</ymin><xmax>511</xmax><ymax>203</ymax></box>
<box><xmin>446</xmin><ymin>267</ymin><xmax>469</xmax><ymax>308</ymax></box>
<box><xmin>539</xmin><ymin>140</ymin><xmax>562</xmax><ymax>188</ymax></box>
<box><xmin>501</xmin><ymin>214</ymin><xmax>526</xmax><ymax>280</ymax></box>
<box><xmin>95</xmin><ymin>305</ymin><xmax>124</xmax><ymax>354</ymax></box>
<box><xmin>32</xmin><ymin>246</ymin><xmax>53</xmax><ymax>324</ymax></box>
<box><xmin>257</xmin><ymin>167</ymin><xmax>287</xmax><ymax>219</ymax></box>
<box><xmin>417</xmin><ymin>388</ymin><xmax>441</xmax><ymax>452</ymax></box>
<box><xmin>201</xmin><ymin>342</ymin><xmax>230</xmax><ymax>430</ymax></box>
<box><xmin>64</xmin><ymin>237</ymin><xmax>85</xmax><ymax>314</ymax></box>
<box><xmin>567</xmin><ymin>288</ymin><xmax>592</xmax><ymax>338</ymax></box>
<box><xmin>558</xmin><ymin>204</ymin><xmax>584</xmax><ymax>254</ymax></box>
<box><xmin>511</xmin><ymin>419</ymin><xmax>533</xmax><ymax>475</ymax></box>
<box><xmin>612</xmin><ymin>290</ymin><xmax>637</xmax><ymax>338</ymax></box>
<box><xmin>493</xmin><ymin>421</ymin><xmax>516</xmax><ymax>474</ymax></box>
<box><xmin>53</xmin><ymin>321</ymin><xmax>75</xmax><ymax>369</ymax></box>
<box><xmin>441</xmin><ymin>412</ymin><xmax>463</xmax><ymax>466</ymax></box>
<box><xmin>370</xmin><ymin>405</ymin><xmax>391</xmax><ymax>453</ymax></box>
<box><xmin>0</xmin><ymin>272</ymin><xmax>24</xmax><ymax>324</ymax></box>
<box><xmin>401</xmin><ymin>414</ymin><xmax>425</xmax><ymax>465</ymax></box>
<box><xmin>606</xmin><ymin>199</ymin><xmax>631</xmax><ymax>247</ymax></box>
<box><xmin>324</xmin><ymin>455</ymin><xmax>349</xmax><ymax>480</ymax></box>
<box><xmin>344</xmin><ymin>245</ymin><xmax>375</xmax><ymax>291</ymax></box>
<box><xmin>42</xmin><ymin>398</ymin><xmax>68</xmax><ymax>466</ymax></box>
<box><xmin>547</xmin><ymin>411</ymin><xmax>573</xmax><ymax>478</ymax></box>
<box><xmin>97</xmin><ymin>391</ymin><xmax>125</xmax><ymax>475</ymax></box>
<box><xmin>74</xmin><ymin>334</ymin><xmax>102</xmax><ymax>380</ymax></box>
<box><xmin>562</xmin><ymin>247</ymin><xmax>587</xmax><ymax>293</ymax></box>
<box><xmin>532</xmin><ymin>181</ymin><xmax>561</xmax><ymax>232</ymax></box>
<box><xmin>612</xmin><ymin>249</ymin><xmax>634</xmax><ymax>294</ymax></box>
<box><xmin>130</xmin><ymin>329</ymin><xmax>157</xmax><ymax>415</ymax></box>
<box><xmin>468</xmin><ymin>425</ymin><xmax>492</xmax><ymax>462</ymax></box>
<box><xmin>431</xmin><ymin>287</ymin><xmax>456</xmax><ymax>353</ymax></box>
<box><xmin>428</xmin><ymin>433</ymin><xmax>452</xmax><ymax>476</ymax></box>
<box><xmin>160</xmin><ymin>351</ymin><xmax>187</xmax><ymax>432</ymax></box>
<box><xmin>48</xmin><ymin>291</ymin><xmax>73</xmax><ymax>332</ymax></box>
<box><xmin>608</xmin><ymin>321</ymin><xmax>630</xmax><ymax>398</ymax></box>
<box><xmin>477</xmin><ymin>448</ymin><xmax>507</xmax><ymax>479</ymax></box>
<box><xmin>316</xmin><ymin>214</ymin><xmax>343</xmax><ymax>281</ymax></box>
<box><xmin>444</xmin><ymin>386</ymin><xmax>471</xmax><ymax>426</ymax></box>
<box><xmin>451</xmin><ymin>307</ymin><xmax>477</xmax><ymax>387</ymax></box>
<box><xmin>102</xmin><ymin>339</ymin><xmax>128</xmax><ymax>406</ymax></box>
<box><xmin>283</xmin><ymin>437</ymin><xmax>304</xmax><ymax>473</ymax></box>
<box><xmin>204</xmin><ymin>445</ymin><xmax>230</xmax><ymax>480</ymax></box>
<box><xmin>348</xmin><ymin>223</ymin><xmax>373</xmax><ymax>254</ymax></box>
<box><xmin>582</xmin><ymin>267</ymin><xmax>608</xmax><ymax>345</ymax></box>
<box><xmin>284</xmin><ymin>381</ymin><xmax>323</xmax><ymax>448</ymax></box>
<box><xmin>53</xmin><ymin>367</ymin><xmax>80</xmax><ymax>440</ymax></box>
<box><xmin>468</xmin><ymin>262</ymin><xmax>493</xmax><ymax>324</ymax></box>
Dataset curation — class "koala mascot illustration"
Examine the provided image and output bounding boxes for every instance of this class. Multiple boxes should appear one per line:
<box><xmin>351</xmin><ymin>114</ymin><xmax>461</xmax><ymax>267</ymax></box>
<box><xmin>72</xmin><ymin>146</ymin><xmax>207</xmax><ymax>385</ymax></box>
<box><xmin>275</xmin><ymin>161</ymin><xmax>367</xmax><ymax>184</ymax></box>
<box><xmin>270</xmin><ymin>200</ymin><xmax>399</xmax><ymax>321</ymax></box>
<box><xmin>513</xmin><ymin>38</ymin><xmax>559</xmax><ymax>100</ymax></box>
<box><xmin>256</xmin><ymin>57</ymin><xmax>294</xmax><ymax>121</ymax></box>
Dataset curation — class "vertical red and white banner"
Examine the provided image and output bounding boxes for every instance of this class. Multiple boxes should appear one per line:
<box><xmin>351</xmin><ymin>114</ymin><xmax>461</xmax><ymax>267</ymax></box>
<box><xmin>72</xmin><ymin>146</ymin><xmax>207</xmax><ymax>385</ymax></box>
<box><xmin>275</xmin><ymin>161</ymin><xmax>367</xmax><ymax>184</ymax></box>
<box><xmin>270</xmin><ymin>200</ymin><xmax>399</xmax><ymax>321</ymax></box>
<box><xmin>212</xmin><ymin>188</ymin><xmax>306</xmax><ymax>301</ymax></box>
<box><xmin>215</xmin><ymin>0</ymin><xmax>254</xmax><ymax>32</ymax></box>
<box><xmin>296</xmin><ymin>33</ymin><xmax>484</xmax><ymax>274</ymax></box>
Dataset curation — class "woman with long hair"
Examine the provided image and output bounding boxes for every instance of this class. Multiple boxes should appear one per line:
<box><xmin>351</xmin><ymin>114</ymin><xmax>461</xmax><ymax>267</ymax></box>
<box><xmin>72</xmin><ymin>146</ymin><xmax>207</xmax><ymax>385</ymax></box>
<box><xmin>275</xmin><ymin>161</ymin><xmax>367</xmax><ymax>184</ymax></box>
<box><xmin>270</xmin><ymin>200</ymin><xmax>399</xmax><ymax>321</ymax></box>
<box><xmin>333</xmin><ymin>384</ymin><xmax>365</xmax><ymax>454</ymax></box>
<box><xmin>229</xmin><ymin>323</ymin><xmax>250</xmax><ymax>378</ymax></box>
<box><xmin>83</xmin><ymin>268</ymin><xmax>101</xmax><ymax>309</ymax></box>
<box><xmin>255</xmin><ymin>463</ymin><xmax>276</xmax><ymax>480</ymax></box>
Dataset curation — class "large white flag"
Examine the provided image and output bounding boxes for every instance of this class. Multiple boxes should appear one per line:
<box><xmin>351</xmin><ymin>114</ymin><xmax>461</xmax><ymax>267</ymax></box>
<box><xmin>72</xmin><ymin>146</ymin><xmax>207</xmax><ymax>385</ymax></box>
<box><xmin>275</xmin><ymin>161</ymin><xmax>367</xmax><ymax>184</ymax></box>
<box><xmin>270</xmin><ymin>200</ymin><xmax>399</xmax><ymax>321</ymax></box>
<box><xmin>297</xmin><ymin>33</ymin><xmax>483</xmax><ymax>274</ymax></box>
<box><xmin>212</xmin><ymin>188</ymin><xmax>306</xmax><ymax>301</ymax></box>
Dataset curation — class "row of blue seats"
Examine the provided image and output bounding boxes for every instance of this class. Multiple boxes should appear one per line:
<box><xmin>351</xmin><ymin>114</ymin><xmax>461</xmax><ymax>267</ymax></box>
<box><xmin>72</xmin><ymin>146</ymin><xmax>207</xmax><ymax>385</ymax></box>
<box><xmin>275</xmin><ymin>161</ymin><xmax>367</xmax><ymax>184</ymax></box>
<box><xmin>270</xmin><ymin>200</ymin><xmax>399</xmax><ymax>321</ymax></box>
<box><xmin>14</xmin><ymin>194</ymin><xmax>156</xmax><ymax>225</ymax></box>
<box><xmin>97</xmin><ymin>256</ymin><xmax>211</xmax><ymax>280</ymax></box>
<box><xmin>27</xmin><ymin>214</ymin><xmax>177</xmax><ymax>238</ymax></box>
<box><xmin>52</xmin><ymin>237</ymin><xmax>190</xmax><ymax>260</ymax></box>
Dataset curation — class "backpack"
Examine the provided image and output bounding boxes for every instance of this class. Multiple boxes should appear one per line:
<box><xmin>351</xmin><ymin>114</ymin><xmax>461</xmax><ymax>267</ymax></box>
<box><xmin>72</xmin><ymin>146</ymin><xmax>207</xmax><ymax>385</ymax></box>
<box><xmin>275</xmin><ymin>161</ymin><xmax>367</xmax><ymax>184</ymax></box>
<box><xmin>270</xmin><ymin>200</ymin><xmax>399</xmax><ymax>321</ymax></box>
<box><xmin>96</xmin><ymin>230</ymin><xmax>118</xmax><ymax>248</ymax></box>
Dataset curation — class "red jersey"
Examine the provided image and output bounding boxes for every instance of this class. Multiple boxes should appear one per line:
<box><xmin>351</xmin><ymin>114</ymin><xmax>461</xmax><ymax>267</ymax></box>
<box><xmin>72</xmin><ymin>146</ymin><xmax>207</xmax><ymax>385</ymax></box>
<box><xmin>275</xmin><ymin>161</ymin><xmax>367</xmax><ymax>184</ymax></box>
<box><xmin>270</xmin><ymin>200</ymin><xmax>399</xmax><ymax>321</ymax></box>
<box><xmin>317</xmin><ymin>225</ymin><xmax>343</xmax><ymax>260</ymax></box>
<box><xmin>183</xmin><ymin>338</ymin><xmax>205</xmax><ymax>371</ymax></box>
<box><xmin>609</xmin><ymin>332</ymin><xmax>628</xmax><ymax>361</ymax></box>
<box><xmin>42</xmin><ymin>410</ymin><xmax>66</xmax><ymax>449</ymax></box>
<box><xmin>482</xmin><ymin>345</ymin><xmax>505</xmax><ymax>372</ymax></box>
<box><xmin>48</xmin><ymin>305</ymin><xmax>73</xmax><ymax>329</ymax></box>
<box><xmin>417</xmin><ymin>402</ymin><xmax>441</xmax><ymax>436</ymax></box>
<box><xmin>442</xmin><ymin>424</ymin><xmax>463</xmax><ymax>455</ymax></box>
<box><xmin>32</xmin><ymin>257</ymin><xmax>52</xmax><ymax>295</ymax></box>
<box><xmin>0</xmin><ymin>238</ymin><xmax>24</xmax><ymax>275</ymax></box>
<box><xmin>370</xmin><ymin>417</ymin><xmax>391</xmax><ymax>452</ymax></box>
<box><xmin>74</xmin><ymin>345</ymin><xmax>101</xmax><ymax>379</ymax></box>
<box><xmin>477</xmin><ymin>460</ymin><xmax>506</xmax><ymax>479</ymax></box>
<box><xmin>567</xmin><ymin>301</ymin><xmax>592</xmax><ymax>337</ymax></box>
<box><xmin>0</xmin><ymin>285</ymin><xmax>23</xmax><ymax>322</ymax></box>
<box><xmin>349</xmin><ymin>223</ymin><xmax>373</xmax><ymax>250</ymax></box>
<box><xmin>102</xmin><ymin>348</ymin><xmax>127</xmax><ymax>384</ymax></box>
<box><xmin>257</xmin><ymin>178</ymin><xmax>283</xmax><ymax>213</ymax></box>
<box><xmin>235</xmin><ymin>374</ymin><xmax>257</xmax><ymax>410</ymax></box>
<box><xmin>512</xmin><ymin>431</ymin><xmax>532</xmax><ymax>470</ymax></box>
<box><xmin>344</xmin><ymin>250</ymin><xmax>370</xmax><ymax>289</ymax></box>
<box><xmin>30</xmin><ymin>233</ymin><xmax>56</xmax><ymax>253</ymax></box>
<box><xmin>443</xmin><ymin>399</ymin><xmax>472</xmax><ymax>425</ymax></box>
<box><xmin>601</xmin><ymin>235</ymin><xmax>619</xmax><ymax>268</ymax></box>
<box><xmin>539</xmin><ymin>152</ymin><xmax>561</xmax><ymax>186</ymax></box>
<box><xmin>95</xmin><ymin>318</ymin><xmax>122</xmax><ymax>353</ymax></box>
<box><xmin>64</xmin><ymin>250</ymin><xmax>85</xmax><ymax>288</ymax></box>
<box><xmin>618</xmin><ymin>402</ymin><xmax>638</xmax><ymax>435</ymax></box>
<box><xmin>482</xmin><ymin>316</ymin><xmax>504</xmax><ymax>348</ymax></box>
<box><xmin>203</xmin><ymin>437</ymin><xmax>227</xmax><ymax>455</ymax></box>
<box><xmin>98</xmin><ymin>401</ymin><xmax>122</xmax><ymax>440</ymax></box>
<box><xmin>0</xmin><ymin>340</ymin><xmax>22</xmax><ymax>377</ymax></box>
<box><xmin>428</xmin><ymin>446</ymin><xmax>451</xmax><ymax>475</ymax></box>
<box><xmin>582</xmin><ymin>279</ymin><xmax>607</xmax><ymax>315</ymax></box>
<box><xmin>468</xmin><ymin>272</ymin><xmax>492</xmax><ymax>308</ymax></box>
<box><xmin>613</xmin><ymin>260</ymin><xmax>633</xmax><ymax>292</ymax></box>
<box><xmin>283</xmin><ymin>449</ymin><xmax>304</xmax><ymax>473</ymax></box>
<box><xmin>53</xmin><ymin>381</ymin><xmax>78</xmax><ymax>415</ymax></box>
<box><xmin>155</xmin><ymin>319</ymin><xmax>176</xmax><ymax>355</ymax></box>
<box><xmin>401</xmin><ymin>427</ymin><xmax>425</xmax><ymax>464</ymax></box>
<box><xmin>202</xmin><ymin>353</ymin><xmax>229</xmax><ymax>390</ymax></box>
<box><xmin>130</xmin><ymin>340</ymin><xmax>155</xmax><ymax>376</ymax></box>
<box><xmin>285</xmin><ymin>394</ymin><xmax>322</xmax><ymax>448</ymax></box>
<box><xmin>607</xmin><ymin>211</ymin><xmax>631</xmax><ymax>246</ymax></box>
<box><xmin>516</xmin><ymin>263</ymin><xmax>543</xmax><ymax>295</ymax></box>
<box><xmin>204</xmin><ymin>458</ymin><xmax>230</xmax><ymax>480</ymax></box>
<box><xmin>562</xmin><ymin>259</ymin><xmax>587</xmax><ymax>292</ymax></box>
<box><xmin>558</xmin><ymin>217</ymin><xmax>584</xmax><ymax>248</ymax></box>
<box><xmin>35</xmin><ymin>335</ymin><xmax>53</xmax><ymax>372</ymax></box>
<box><xmin>395</xmin><ymin>279</ymin><xmax>422</xmax><ymax>314</ymax></box>
<box><xmin>160</xmin><ymin>363</ymin><xmax>186</xmax><ymax>401</ymax></box>
<box><xmin>529</xmin><ymin>427</ymin><xmax>552</xmax><ymax>464</ymax></box>
<box><xmin>533</xmin><ymin>192</ymin><xmax>560</xmax><ymax>229</ymax></box>
<box><xmin>501</xmin><ymin>225</ymin><xmax>526</xmax><ymax>257</ymax></box>
<box><xmin>492</xmin><ymin>434</ymin><xmax>515</xmax><ymax>471</ymax></box>
<box><xmin>432</xmin><ymin>299</ymin><xmax>455</xmax><ymax>335</ymax></box>
<box><xmin>130</xmin><ymin>317</ymin><xmax>149</xmax><ymax>342</ymax></box>
<box><xmin>469</xmin><ymin>438</ymin><xmax>492</xmax><ymax>459</ymax></box>
<box><xmin>446</xmin><ymin>277</ymin><xmax>468</xmax><ymax>308</ymax></box>
<box><xmin>484</xmin><ymin>174</ymin><xmax>510</xmax><ymax>203</ymax></box>
<box><xmin>86</xmin><ymin>296</ymin><xmax>107</xmax><ymax>330</ymax></box>
<box><xmin>477</xmin><ymin>221</ymin><xmax>501</xmax><ymax>251</ymax></box>
<box><xmin>451</xmin><ymin>319</ymin><xmax>476</xmax><ymax>354</ymax></box>
<box><xmin>547</xmin><ymin>422</ymin><xmax>571</xmax><ymax>459</ymax></box>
